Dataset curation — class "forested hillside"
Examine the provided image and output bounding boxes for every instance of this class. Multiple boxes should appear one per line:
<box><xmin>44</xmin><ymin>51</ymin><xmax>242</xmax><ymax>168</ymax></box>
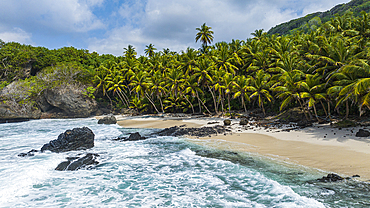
<box><xmin>1</xmin><ymin>11</ymin><xmax>370</xmax><ymax>121</ymax></box>
<box><xmin>268</xmin><ymin>0</ymin><xmax>370</xmax><ymax>35</ymax></box>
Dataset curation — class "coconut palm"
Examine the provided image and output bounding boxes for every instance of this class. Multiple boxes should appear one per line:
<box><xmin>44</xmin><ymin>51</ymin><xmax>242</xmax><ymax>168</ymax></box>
<box><xmin>247</xmin><ymin>70</ymin><xmax>273</xmax><ymax>116</ymax></box>
<box><xmin>144</xmin><ymin>44</ymin><xmax>157</xmax><ymax>57</ymax></box>
<box><xmin>195</xmin><ymin>23</ymin><xmax>214</xmax><ymax>47</ymax></box>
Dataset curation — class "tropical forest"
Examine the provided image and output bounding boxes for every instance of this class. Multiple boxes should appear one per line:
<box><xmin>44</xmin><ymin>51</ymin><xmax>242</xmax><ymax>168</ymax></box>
<box><xmin>1</xmin><ymin>9</ymin><xmax>370</xmax><ymax>122</ymax></box>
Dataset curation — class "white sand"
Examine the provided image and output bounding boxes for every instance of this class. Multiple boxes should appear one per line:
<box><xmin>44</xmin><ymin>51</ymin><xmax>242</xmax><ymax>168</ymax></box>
<box><xmin>108</xmin><ymin>115</ymin><xmax>370</xmax><ymax>180</ymax></box>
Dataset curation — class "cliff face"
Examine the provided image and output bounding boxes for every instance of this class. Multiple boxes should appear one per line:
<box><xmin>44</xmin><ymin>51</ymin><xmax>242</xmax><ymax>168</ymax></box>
<box><xmin>0</xmin><ymin>81</ymin><xmax>97</xmax><ymax>122</ymax></box>
<box><xmin>268</xmin><ymin>0</ymin><xmax>370</xmax><ymax>35</ymax></box>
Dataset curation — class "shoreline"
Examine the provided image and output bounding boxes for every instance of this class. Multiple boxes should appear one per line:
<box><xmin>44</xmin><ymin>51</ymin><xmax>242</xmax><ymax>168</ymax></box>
<box><xmin>113</xmin><ymin>115</ymin><xmax>370</xmax><ymax>181</ymax></box>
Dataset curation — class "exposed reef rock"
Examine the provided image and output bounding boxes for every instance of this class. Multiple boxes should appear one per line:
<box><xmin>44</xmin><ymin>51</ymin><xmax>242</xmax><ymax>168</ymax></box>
<box><xmin>40</xmin><ymin>127</ymin><xmax>94</xmax><ymax>153</ymax></box>
<box><xmin>239</xmin><ymin>118</ymin><xmax>248</xmax><ymax>125</ymax></box>
<box><xmin>114</xmin><ymin>132</ymin><xmax>147</xmax><ymax>141</ymax></box>
<box><xmin>223</xmin><ymin>119</ymin><xmax>231</xmax><ymax>126</ymax></box>
<box><xmin>55</xmin><ymin>153</ymin><xmax>99</xmax><ymax>171</ymax></box>
<box><xmin>98</xmin><ymin>115</ymin><xmax>117</xmax><ymax>124</ymax></box>
<box><xmin>154</xmin><ymin>125</ymin><xmax>229</xmax><ymax>138</ymax></box>
<box><xmin>316</xmin><ymin>173</ymin><xmax>360</xmax><ymax>182</ymax></box>
<box><xmin>355</xmin><ymin>129</ymin><xmax>370</xmax><ymax>137</ymax></box>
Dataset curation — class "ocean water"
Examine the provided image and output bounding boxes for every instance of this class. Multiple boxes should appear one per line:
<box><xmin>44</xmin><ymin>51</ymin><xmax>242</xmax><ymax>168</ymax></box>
<box><xmin>1</xmin><ymin>118</ymin><xmax>370</xmax><ymax>207</ymax></box>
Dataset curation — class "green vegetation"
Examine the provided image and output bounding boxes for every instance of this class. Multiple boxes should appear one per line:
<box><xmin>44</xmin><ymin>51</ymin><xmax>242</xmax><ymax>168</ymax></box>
<box><xmin>268</xmin><ymin>0</ymin><xmax>370</xmax><ymax>35</ymax></box>
<box><xmin>2</xmin><ymin>13</ymin><xmax>370</xmax><ymax>121</ymax></box>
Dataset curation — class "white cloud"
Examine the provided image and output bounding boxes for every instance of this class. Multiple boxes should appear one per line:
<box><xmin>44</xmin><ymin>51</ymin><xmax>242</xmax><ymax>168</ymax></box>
<box><xmin>0</xmin><ymin>0</ymin><xmax>104</xmax><ymax>34</ymax></box>
<box><xmin>88</xmin><ymin>0</ymin><xmax>305</xmax><ymax>56</ymax></box>
<box><xmin>0</xmin><ymin>27</ymin><xmax>33</xmax><ymax>44</ymax></box>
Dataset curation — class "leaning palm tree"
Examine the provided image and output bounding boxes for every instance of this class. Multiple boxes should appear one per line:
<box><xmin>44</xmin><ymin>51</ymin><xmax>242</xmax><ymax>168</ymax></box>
<box><xmin>195</xmin><ymin>23</ymin><xmax>214</xmax><ymax>47</ymax></box>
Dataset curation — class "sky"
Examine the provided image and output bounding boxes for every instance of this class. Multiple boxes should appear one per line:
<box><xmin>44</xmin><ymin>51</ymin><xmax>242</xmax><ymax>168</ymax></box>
<box><xmin>0</xmin><ymin>0</ymin><xmax>350</xmax><ymax>56</ymax></box>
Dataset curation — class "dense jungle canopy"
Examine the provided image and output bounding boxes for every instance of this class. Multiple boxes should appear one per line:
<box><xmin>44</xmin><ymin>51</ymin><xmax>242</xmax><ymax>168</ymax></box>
<box><xmin>1</xmin><ymin>9</ymin><xmax>370</xmax><ymax>121</ymax></box>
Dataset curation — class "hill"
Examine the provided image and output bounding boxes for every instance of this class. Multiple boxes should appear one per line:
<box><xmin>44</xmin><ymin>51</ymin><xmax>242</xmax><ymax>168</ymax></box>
<box><xmin>268</xmin><ymin>0</ymin><xmax>370</xmax><ymax>35</ymax></box>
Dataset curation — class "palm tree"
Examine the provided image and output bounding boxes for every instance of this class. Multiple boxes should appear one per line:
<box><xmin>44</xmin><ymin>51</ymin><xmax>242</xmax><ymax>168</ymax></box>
<box><xmin>129</xmin><ymin>68</ymin><xmax>160</xmax><ymax>114</ymax></box>
<box><xmin>123</xmin><ymin>45</ymin><xmax>137</xmax><ymax>59</ymax></box>
<box><xmin>144</xmin><ymin>44</ymin><xmax>157</xmax><ymax>57</ymax></box>
<box><xmin>233</xmin><ymin>75</ymin><xmax>250</xmax><ymax>112</ymax></box>
<box><xmin>298</xmin><ymin>74</ymin><xmax>327</xmax><ymax>121</ymax></box>
<box><xmin>195</xmin><ymin>23</ymin><xmax>214</xmax><ymax>47</ymax></box>
<box><xmin>247</xmin><ymin>70</ymin><xmax>273</xmax><ymax>116</ymax></box>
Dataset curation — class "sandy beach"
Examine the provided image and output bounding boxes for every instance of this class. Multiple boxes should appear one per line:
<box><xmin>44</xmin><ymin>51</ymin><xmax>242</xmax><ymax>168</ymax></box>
<box><xmin>113</xmin><ymin>115</ymin><xmax>370</xmax><ymax>181</ymax></box>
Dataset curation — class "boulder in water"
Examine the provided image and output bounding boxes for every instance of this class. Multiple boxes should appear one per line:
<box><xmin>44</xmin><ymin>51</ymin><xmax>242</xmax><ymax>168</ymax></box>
<box><xmin>239</xmin><ymin>118</ymin><xmax>248</xmax><ymax>125</ymax></box>
<box><xmin>224</xmin><ymin>119</ymin><xmax>231</xmax><ymax>126</ymax></box>
<box><xmin>55</xmin><ymin>153</ymin><xmax>99</xmax><ymax>171</ymax></box>
<box><xmin>41</xmin><ymin>127</ymin><xmax>94</xmax><ymax>153</ymax></box>
<box><xmin>317</xmin><ymin>173</ymin><xmax>344</xmax><ymax>182</ymax></box>
<box><xmin>114</xmin><ymin>132</ymin><xmax>147</xmax><ymax>141</ymax></box>
<box><xmin>97</xmin><ymin>116</ymin><xmax>117</xmax><ymax>124</ymax></box>
<box><xmin>355</xmin><ymin>129</ymin><xmax>370</xmax><ymax>137</ymax></box>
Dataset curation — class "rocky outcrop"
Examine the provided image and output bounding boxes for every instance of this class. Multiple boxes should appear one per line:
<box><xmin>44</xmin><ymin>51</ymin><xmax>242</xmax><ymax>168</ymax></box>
<box><xmin>316</xmin><ymin>173</ymin><xmax>360</xmax><ymax>182</ymax></box>
<box><xmin>0</xmin><ymin>82</ymin><xmax>42</xmax><ymax>122</ymax></box>
<box><xmin>355</xmin><ymin>129</ymin><xmax>370</xmax><ymax>137</ymax></box>
<box><xmin>44</xmin><ymin>85</ymin><xmax>97</xmax><ymax>117</ymax></box>
<box><xmin>55</xmin><ymin>153</ymin><xmax>99</xmax><ymax>171</ymax></box>
<box><xmin>239</xmin><ymin>118</ymin><xmax>248</xmax><ymax>125</ymax></box>
<box><xmin>114</xmin><ymin>132</ymin><xmax>147</xmax><ymax>141</ymax></box>
<box><xmin>277</xmin><ymin>107</ymin><xmax>307</xmax><ymax>123</ymax></box>
<box><xmin>154</xmin><ymin>125</ymin><xmax>229</xmax><ymax>138</ymax></box>
<box><xmin>223</xmin><ymin>119</ymin><xmax>231</xmax><ymax>126</ymax></box>
<box><xmin>98</xmin><ymin>116</ymin><xmax>117</xmax><ymax>124</ymax></box>
<box><xmin>40</xmin><ymin>127</ymin><xmax>94</xmax><ymax>153</ymax></box>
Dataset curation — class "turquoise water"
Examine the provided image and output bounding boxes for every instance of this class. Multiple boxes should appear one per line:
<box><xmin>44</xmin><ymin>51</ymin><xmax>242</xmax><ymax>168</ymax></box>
<box><xmin>0</xmin><ymin>118</ymin><xmax>369</xmax><ymax>207</ymax></box>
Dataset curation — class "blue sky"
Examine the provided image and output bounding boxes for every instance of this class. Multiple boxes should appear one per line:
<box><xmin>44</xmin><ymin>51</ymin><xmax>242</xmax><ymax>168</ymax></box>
<box><xmin>0</xmin><ymin>0</ymin><xmax>349</xmax><ymax>56</ymax></box>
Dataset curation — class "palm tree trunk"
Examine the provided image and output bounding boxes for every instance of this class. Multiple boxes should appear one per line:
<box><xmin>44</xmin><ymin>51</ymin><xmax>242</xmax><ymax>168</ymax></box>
<box><xmin>227</xmin><ymin>93</ymin><xmax>231</xmax><ymax>115</ymax></box>
<box><xmin>196</xmin><ymin>91</ymin><xmax>212</xmax><ymax>114</ymax></box>
<box><xmin>157</xmin><ymin>95</ymin><xmax>165</xmax><ymax>113</ymax></box>
<box><xmin>145</xmin><ymin>92</ymin><xmax>160</xmax><ymax>114</ymax></box>
<box><xmin>241</xmin><ymin>94</ymin><xmax>247</xmax><ymax>112</ymax></box>
<box><xmin>197</xmin><ymin>91</ymin><xmax>202</xmax><ymax>113</ymax></box>
<box><xmin>297</xmin><ymin>98</ymin><xmax>310</xmax><ymax>121</ymax></box>
<box><xmin>319</xmin><ymin>100</ymin><xmax>328</xmax><ymax>117</ymax></box>
<box><xmin>345</xmin><ymin>100</ymin><xmax>349</xmax><ymax>119</ymax></box>
<box><xmin>183</xmin><ymin>95</ymin><xmax>195</xmax><ymax>114</ymax></box>
<box><xmin>208</xmin><ymin>86</ymin><xmax>218</xmax><ymax>114</ymax></box>
<box><xmin>313</xmin><ymin>104</ymin><xmax>321</xmax><ymax>122</ymax></box>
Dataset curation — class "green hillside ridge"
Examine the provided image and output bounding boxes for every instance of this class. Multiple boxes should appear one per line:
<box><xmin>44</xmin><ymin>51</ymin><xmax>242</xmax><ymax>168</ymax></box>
<box><xmin>268</xmin><ymin>0</ymin><xmax>370</xmax><ymax>35</ymax></box>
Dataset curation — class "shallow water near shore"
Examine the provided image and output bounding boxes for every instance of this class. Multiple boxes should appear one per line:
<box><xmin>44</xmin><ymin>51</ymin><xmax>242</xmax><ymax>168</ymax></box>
<box><xmin>1</xmin><ymin>118</ymin><xmax>370</xmax><ymax>207</ymax></box>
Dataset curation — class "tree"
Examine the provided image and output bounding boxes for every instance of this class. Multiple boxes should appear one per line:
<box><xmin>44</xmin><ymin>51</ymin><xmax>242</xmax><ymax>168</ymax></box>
<box><xmin>195</xmin><ymin>23</ymin><xmax>214</xmax><ymax>47</ymax></box>
<box><xmin>144</xmin><ymin>44</ymin><xmax>157</xmax><ymax>57</ymax></box>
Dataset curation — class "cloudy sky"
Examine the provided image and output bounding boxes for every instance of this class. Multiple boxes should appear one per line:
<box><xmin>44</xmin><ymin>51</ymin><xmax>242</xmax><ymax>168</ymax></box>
<box><xmin>0</xmin><ymin>0</ymin><xmax>349</xmax><ymax>56</ymax></box>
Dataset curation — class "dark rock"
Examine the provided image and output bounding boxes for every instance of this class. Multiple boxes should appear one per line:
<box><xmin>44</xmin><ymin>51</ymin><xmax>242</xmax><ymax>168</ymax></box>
<box><xmin>239</xmin><ymin>118</ymin><xmax>248</xmax><ymax>125</ymax></box>
<box><xmin>41</xmin><ymin>127</ymin><xmax>94</xmax><ymax>153</ymax></box>
<box><xmin>355</xmin><ymin>129</ymin><xmax>370</xmax><ymax>137</ymax></box>
<box><xmin>224</xmin><ymin>119</ymin><xmax>231</xmax><ymax>126</ymax></box>
<box><xmin>18</xmin><ymin>149</ymin><xmax>39</xmax><ymax>157</ymax></box>
<box><xmin>154</xmin><ymin>125</ymin><xmax>229</xmax><ymax>138</ymax></box>
<box><xmin>55</xmin><ymin>153</ymin><xmax>99</xmax><ymax>171</ymax></box>
<box><xmin>277</xmin><ymin>107</ymin><xmax>306</xmax><ymax>123</ymax></box>
<box><xmin>207</xmin><ymin>121</ymin><xmax>219</xmax><ymax>125</ymax></box>
<box><xmin>317</xmin><ymin>173</ymin><xmax>344</xmax><ymax>182</ymax></box>
<box><xmin>334</xmin><ymin>120</ymin><xmax>357</xmax><ymax>128</ymax></box>
<box><xmin>114</xmin><ymin>132</ymin><xmax>147</xmax><ymax>141</ymax></box>
<box><xmin>97</xmin><ymin>116</ymin><xmax>117</xmax><ymax>124</ymax></box>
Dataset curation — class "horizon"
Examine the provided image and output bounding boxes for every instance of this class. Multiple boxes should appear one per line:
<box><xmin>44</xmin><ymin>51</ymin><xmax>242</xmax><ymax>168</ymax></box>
<box><xmin>0</xmin><ymin>0</ymin><xmax>349</xmax><ymax>56</ymax></box>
